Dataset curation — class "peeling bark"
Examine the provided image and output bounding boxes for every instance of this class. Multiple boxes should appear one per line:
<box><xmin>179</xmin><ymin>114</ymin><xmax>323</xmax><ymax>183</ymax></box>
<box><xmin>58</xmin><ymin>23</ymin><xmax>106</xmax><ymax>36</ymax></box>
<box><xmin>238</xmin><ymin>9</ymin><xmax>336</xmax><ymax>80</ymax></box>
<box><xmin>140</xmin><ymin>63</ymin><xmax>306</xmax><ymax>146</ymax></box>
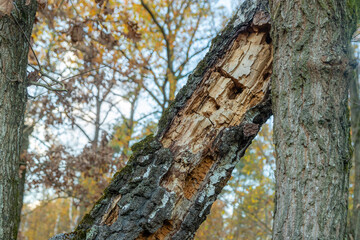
<box><xmin>270</xmin><ymin>0</ymin><xmax>357</xmax><ymax>239</ymax></box>
<box><xmin>0</xmin><ymin>1</ymin><xmax>37</xmax><ymax>239</ymax></box>
<box><xmin>50</xmin><ymin>0</ymin><xmax>272</xmax><ymax>239</ymax></box>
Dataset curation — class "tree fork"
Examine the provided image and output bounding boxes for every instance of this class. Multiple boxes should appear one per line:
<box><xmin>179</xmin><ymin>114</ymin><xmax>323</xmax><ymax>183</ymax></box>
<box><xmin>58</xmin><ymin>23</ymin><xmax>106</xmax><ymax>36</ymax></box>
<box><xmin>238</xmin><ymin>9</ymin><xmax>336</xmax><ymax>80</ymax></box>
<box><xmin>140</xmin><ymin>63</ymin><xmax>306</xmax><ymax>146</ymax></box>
<box><xmin>51</xmin><ymin>0</ymin><xmax>272</xmax><ymax>239</ymax></box>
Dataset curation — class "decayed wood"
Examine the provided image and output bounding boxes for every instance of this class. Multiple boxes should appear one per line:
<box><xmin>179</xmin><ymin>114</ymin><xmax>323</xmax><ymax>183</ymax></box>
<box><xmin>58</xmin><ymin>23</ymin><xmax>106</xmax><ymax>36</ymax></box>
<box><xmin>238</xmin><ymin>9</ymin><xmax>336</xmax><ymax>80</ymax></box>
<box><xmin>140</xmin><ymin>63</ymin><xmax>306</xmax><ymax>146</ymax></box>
<box><xmin>50</xmin><ymin>1</ymin><xmax>272</xmax><ymax>239</ymax></box>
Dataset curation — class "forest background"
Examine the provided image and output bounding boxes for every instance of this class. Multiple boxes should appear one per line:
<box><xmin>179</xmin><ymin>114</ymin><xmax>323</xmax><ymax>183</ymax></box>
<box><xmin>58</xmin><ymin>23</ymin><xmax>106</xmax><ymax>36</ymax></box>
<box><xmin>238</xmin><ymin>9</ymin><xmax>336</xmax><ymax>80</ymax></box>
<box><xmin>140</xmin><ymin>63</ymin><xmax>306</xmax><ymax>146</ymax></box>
<box><xmin>15</xmin><ymin>0</ymin><xmax>360</xmax><ymax>239</ymax></box>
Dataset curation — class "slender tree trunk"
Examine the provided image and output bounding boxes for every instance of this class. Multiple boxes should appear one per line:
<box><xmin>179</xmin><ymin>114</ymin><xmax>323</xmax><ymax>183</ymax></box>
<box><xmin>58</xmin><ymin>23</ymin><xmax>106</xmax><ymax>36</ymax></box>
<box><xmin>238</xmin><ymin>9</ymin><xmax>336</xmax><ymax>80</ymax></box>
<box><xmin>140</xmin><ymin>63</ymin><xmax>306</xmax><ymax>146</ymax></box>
<box><xmin>69</xmin><ymin>198</ymin><xmax>74</xmax><ymax>230</ymax></box>
<box><xmin>74</xmin><ymin>205</ymin><xmax>81</xmax><ymax>228</ymax></box>
<box><xmin>93</xmin><ymin>84</ymin><xmax>102</xmax><ymax>147</ymax></box>
<box><xmin>50</xmin><ymin>0</ymin><xmax>273</xmax><ymax>239</ymax></box>
<box><xmin>17</xmin><ymin>124</ymin><xmax>34</xmax><ymax>236</ymax></box>
<box><xmin>350</xmin><ymin>57</ymin><xmax>360</xmax><ymax>239</ymax></box>
<box><xmin>270</xmin><ymin>1</ymin><xmax>356</xmax><ymax>239</ymax></box>
<box><xmin>54</xmin><ymin>210</ymin><xmax>61</xmax><ymax>235</ymax></box>
<box><xmin>0</xmin><ymin>1</ymin><xmax>37</xmax><ymax>239</ymax></box>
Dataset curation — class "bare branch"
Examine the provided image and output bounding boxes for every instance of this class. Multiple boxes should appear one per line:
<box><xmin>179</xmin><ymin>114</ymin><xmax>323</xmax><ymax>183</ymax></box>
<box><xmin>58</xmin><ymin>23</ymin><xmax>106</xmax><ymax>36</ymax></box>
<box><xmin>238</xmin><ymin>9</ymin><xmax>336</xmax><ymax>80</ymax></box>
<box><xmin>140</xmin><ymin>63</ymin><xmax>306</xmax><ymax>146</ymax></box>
<box><xmin>29</xmin><ymin>81</ymin><xmax>67</xmax><ymax>92</ymax></box>
<box><xmin>141</xmin><ymin>0</ymin><xmax>175</xmax><ymax>75</ymax></box>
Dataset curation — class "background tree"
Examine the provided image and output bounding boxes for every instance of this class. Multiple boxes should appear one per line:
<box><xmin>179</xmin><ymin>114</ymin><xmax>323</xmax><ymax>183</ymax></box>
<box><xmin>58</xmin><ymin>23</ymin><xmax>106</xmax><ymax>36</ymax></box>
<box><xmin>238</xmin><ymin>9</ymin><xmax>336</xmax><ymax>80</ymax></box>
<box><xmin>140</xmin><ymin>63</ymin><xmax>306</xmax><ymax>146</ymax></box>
<box><xmin>0</xmin><ymin>1</ymin><xmax>37</xmax><ymax>239</ymax></box>
<box><xmin>270</xmin><ymin>0</ymin><xmax>357</xmax><ymax>239</ymax></box>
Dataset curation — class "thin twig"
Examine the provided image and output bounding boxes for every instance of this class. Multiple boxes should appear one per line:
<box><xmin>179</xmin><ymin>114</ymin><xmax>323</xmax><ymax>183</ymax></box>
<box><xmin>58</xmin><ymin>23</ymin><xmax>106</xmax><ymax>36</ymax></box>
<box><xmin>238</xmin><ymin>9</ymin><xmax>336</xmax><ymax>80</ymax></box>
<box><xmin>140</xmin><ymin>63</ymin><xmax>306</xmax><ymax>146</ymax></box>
<box><xmin>29</xmin><ymin>81</ymin><xmax>67</xmax><ymax>91</ymax></box>
<box><xmin>61</xmin><ymin>65</ymin><xmax>108</xmax><ymax>81</ymax></box>
<box><xmin>28</xmin><ymin>64</ymin><xmax>66</xmax><ymax>90</ymax></box>
<box><xmin>29</xmin><ymin>64</ymin><xmax>109</xmax><ymax>90</ymax></box>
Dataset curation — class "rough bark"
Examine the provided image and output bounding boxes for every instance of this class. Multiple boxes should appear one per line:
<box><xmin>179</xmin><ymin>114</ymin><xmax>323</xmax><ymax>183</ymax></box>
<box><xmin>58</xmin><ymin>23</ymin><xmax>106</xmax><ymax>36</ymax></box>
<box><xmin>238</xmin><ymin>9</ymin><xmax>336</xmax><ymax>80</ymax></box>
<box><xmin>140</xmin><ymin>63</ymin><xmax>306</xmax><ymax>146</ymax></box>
<box><xmin>350</xmin><ymin>58</ymin><xmax>360</xmax><ymax>239</ymax></box>
<box><xmin>0</xmin><ymin>1</ymin><xmax>37</xmax><ymax>239</ymax></box>
<box><xmin>270</xmin><ymin>1</ymin><xmax>357</xmax><ymax>239</ymax></box>
<box><xmin>50</xmin><ymin>0</ymin><xmax>273</xmax><ymax>239</ymax></box>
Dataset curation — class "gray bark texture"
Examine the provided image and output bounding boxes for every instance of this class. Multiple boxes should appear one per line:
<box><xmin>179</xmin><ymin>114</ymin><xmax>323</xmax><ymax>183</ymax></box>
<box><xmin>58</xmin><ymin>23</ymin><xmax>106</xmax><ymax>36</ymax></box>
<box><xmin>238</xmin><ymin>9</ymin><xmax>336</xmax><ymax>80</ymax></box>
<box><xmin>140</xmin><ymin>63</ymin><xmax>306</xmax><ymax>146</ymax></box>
<box><xmin>0</xmin><ymin>1</ymin><xmax>37</xmax><ymax>239</ymax></box>
<box><xmin>350</xmin><ymin>58</ymin><xmax>360</xmax><ymax>239</ymax></box>
<box><xmin>270</xmin><ymin>0</ymin><xmax>357</xmax><ymax>239</ymax></box>
<box><xmin>50</xmin><ymin>0</ymin><xmax>273</xmax><ymax>239</ymax></box>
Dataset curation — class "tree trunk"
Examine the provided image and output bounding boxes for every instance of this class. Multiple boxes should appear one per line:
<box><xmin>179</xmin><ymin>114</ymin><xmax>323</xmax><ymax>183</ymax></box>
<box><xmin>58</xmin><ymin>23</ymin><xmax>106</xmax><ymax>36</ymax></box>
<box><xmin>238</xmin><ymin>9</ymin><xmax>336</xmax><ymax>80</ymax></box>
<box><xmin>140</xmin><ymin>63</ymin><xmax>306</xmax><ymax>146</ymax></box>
<box><xmin>0</xmin><ymin>1</ymin><xmax>37</xmax><ymax>239</ymax></box>
<box><xmin>50</xmin><ymin>0</ymin><xmax>273</xmax><ymax>239</ymax></box>
<box><xmin>17</xmin><ymin>124</ymin><xmax>34</xmax><ymax>236</ymax></box>
<box><xmin>350</xmin><ymin>56</ymin><xmax>360</xmax><ymax>239</ymax></box>
<box><xmin>270</xmin><ymin>1</ymin><xmax>356</xmax><ymax>239</ymax></box>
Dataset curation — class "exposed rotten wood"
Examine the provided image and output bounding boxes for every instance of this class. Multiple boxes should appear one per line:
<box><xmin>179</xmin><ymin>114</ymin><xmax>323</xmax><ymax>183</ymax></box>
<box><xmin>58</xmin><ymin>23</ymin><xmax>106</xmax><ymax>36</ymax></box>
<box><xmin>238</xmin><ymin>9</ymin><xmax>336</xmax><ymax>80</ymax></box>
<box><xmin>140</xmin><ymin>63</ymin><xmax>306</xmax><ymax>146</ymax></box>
<box><xmin>150</xmin><ymin>13</ymin><xmax>272</xmax><ymax>238</ymax></box>
<box><xmin>101</xmin><ymin>195</ymin><xmax>122</xmax><ymax>226</ymax></box>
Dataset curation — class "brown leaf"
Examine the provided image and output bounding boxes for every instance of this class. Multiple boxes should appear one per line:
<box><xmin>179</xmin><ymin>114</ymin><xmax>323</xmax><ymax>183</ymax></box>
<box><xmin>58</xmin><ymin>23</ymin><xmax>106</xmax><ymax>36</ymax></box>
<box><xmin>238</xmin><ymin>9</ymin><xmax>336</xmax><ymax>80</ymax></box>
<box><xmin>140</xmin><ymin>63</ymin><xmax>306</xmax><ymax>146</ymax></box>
<box><xmin>103</xmin><ymin>3</ymin><xmax>113</xmax><ymax>15</ymax></box>
<box><xmin>70</xmin><ymin>24</ymin><xmax>84</xmax><ymax>43</ymax></box>
<box><xmin>36</xmin><ymin>0</ymin><xmax>47</xmax><ymax>10</ymax></box>
<box><xmin>0</xmin><ymin>0</ymin><xmax>13</xmax><ymax>15</ymax></box>
<box><xmin>28</xmin><ymin>70</ymin><xmax>41</xmax><ymax>82</ymax></box>
<box><xmin>75</xmin><ymin>43</ymin><xmax>99</xmax><ymax>62</ymax></box>
<box><xmin>95</xmin><ymin>0</ymin><xmax>105</xmax><ymax>6</ymax></box>
<box><xmin>124</xmin><ymin>20</ymin><xmax>141</xmax><ymax>42</ymax></box>
<box><xmin>98</xmin><ymin>31</ymin><xmax>117</xmax><ymax>49</ymax></box>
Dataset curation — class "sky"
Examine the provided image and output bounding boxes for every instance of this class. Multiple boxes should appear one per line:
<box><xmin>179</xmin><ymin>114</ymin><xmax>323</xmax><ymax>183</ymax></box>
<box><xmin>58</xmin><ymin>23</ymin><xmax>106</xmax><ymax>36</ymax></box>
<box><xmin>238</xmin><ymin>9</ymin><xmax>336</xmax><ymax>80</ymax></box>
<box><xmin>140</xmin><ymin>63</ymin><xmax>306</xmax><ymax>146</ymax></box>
<box><xmin>218</xmin><ymin>0</ymin><xmax>232</xmax><ymax>11</ymax></box>
<box><xmin>218</xmin><ymin>0</ymin><xmax>246</xmax><ymax>12</ymax></box>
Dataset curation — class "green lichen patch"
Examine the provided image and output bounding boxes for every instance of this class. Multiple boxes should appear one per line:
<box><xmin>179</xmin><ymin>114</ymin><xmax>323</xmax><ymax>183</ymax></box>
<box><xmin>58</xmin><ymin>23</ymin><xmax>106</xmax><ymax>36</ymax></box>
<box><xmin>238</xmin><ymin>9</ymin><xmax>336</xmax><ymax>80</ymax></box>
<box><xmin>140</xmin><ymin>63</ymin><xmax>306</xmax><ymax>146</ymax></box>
<box><xmin>156</xmin><ymin>101</ymin><xmax>176</xmax><ymax>138</ymax></box>
<box><xmin>76</xmin><ymin>213</ymin><xmax>95</xmax><ymax>232</ymax></box>
<box><xmin>131</xmin><ymin>134</ymin><xmax>162</xmax><ymax>158</ymax></box>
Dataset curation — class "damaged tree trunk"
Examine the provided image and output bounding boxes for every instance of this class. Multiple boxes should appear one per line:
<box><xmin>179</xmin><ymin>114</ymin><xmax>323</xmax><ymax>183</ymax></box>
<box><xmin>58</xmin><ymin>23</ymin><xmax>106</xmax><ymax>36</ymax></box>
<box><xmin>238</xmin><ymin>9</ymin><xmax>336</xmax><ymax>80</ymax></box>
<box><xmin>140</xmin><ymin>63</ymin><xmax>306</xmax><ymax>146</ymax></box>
<box><xmin>270</xmin><ymin>0</ymin><xmax>356</xmax><ymax>239</ymax></box>
<box><xmin>50</xmin><ymin>0</ymin><xmax>273</xmax><ymax>239</ymax></box>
